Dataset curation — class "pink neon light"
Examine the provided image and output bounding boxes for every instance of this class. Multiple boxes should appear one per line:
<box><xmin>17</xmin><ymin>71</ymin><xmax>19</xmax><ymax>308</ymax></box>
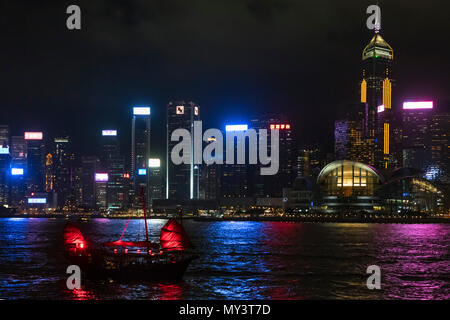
<box><xmin>24</xmin><ymin>132</ymin><xmax>43</xmax><ymax>140</ymax></box>
<box><xmin>95</xmin><ymin>173</ymin><xmax>109</xmax><ymax>182</ymax></box>
<box><xmin>403</xmin><ymin>101</ymin><xmax>433</xmax><ymax>110</ymax></box>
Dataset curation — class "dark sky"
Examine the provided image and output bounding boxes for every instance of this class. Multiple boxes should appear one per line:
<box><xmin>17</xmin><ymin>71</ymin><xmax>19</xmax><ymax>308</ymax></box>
<box><xmin>1</xmin><ymin>0</ymin><xmax>449</xmax><ymax>159</ymax></box>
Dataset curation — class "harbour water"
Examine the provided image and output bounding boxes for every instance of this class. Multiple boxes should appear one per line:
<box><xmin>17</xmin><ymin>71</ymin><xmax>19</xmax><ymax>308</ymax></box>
<box><xmin>0</xmin><ymin>218</ymin><xmax>448</xmax><ymax>299</ymax></box>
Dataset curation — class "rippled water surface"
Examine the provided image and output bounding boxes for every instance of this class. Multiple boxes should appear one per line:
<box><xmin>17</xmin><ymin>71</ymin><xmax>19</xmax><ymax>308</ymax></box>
<box><xmin>0</xmin><ymin>218</ymin><xmax>448</xmax><ymax>299</ymax></box>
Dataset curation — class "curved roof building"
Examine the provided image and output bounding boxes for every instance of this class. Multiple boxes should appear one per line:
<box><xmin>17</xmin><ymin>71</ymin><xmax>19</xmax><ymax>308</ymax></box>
<box><xmin>317</xmin><ymin>160</ymin><xmax>385</xmax><ymax>213</ymax></box>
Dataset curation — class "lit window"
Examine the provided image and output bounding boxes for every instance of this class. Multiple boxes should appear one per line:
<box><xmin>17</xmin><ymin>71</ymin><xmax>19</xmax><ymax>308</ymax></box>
<box><xmin>176</xmin><ymin>106</ymin><xmax>184</xmax><ymax>115</ymax></box>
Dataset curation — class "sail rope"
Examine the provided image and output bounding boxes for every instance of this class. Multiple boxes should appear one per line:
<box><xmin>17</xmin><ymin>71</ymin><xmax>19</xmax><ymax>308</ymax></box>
<box><xmin>119</xmin><ymin>218</ymin><xmax>131</xmax><ymax>241</ymax></box>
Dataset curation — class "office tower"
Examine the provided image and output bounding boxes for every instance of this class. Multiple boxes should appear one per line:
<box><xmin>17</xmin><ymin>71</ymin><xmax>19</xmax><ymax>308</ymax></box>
<box><xmin>24</xmin><ymin>132</ymin><xmax>45</xmax><ymax>194</ymax></box>
<box><xmin>0</xmin><ymin>125</ymin><xmax>9</xmax><ymax>148</ymax></box>
<box><xmin>95</xmin><ymin>172</ymin><xmax>108</xmax><ymax>209</ymax></box>
<box><xmin>166</xmin><ymin>101</ymin><xmax>200</xmax><ymax>201</ymax></box>
<box><xmin>249</xmin><ymin>116</ymin><xmax>295</xmax><ymax>198</ymax></box>
<box><xmin>335</xmin><ymin>103</ymin><xmax>375</xmax><ymax>165</ymax></box>
<box><xmin>296</xmin><ymin>149</ymin><xmax>311</xmax><ymax>178</ymax></box>
<box><xmin>0</xmin><ymin>150</ymin><xmax>10</xmax><ymax>205</ymax></box>
<box><xmin>360</xmin><ymin>29</ymin><xmax>394</xmax><ymax>169</ymax></box>
<box><xmin>70</xmin><ymin>166</ymin><xmax>83</xmax><ymax>210</ymax></box>
<box><xmin>101</xmin><ymin>130</ymin><xmax>126</xmax><ymax>209</ymax></box>
<box><xmin>9</xmin><ymin>136</ymin><xmax>27</xmax><ymax>207</ymax></box>
<box><xmin>253</xmin><ymin>116</ymin><xmax>295</xmax><ymax>197</ymax></box>
<box><xmin>429</xmin><ymin>107</ymin><xmax>450</xmax><ymax>183</ymax></box>
<box><xmin>148</xmin><ymin>158</ymin><xmax>163</xmax><ymax>200</ymax></box>
<box><xmin>53</xmin><ymin>137</ymin><xmax>73</xmax><ymax>209</ymax></box>
<box><xmin>131</xmin><ymin>107</ymin><xmax>151</xmax><ymax>206</ymax></box>
<box><xmin>0</xmin><ymin>126</ymin><xmax>11</xmax><ymax>206</ymax></box>
<box><xmin>81</xmin><ymin>156</ymin><xmax>100</xmax><ymax>209</ymax></box>
<box><xmin>202</xmin><ymin>162</ymin><xmax>222</xmax><ymax>200</ymax></box>
<box><xmin>45</xmin><ymin>153</ymin><xmax>54</xmax><ymax>193</ymax></box>
<box><xmin>401</xmin><ymin>101</ymin><xmax>434</xmax><ymax>171</ymax></box>
<box><xmin>10</xmin><ymin>136</ymin><xmax>26</xmax><ymax>161</ymax></box>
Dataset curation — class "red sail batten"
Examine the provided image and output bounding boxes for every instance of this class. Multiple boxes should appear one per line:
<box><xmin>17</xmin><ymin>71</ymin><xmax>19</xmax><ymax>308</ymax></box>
<box><xmin>63</xmin><ymin>222</ymin><xmax>87</xmax><ymax>248</ymax></box>
<box><xmin>160</xmin><ymin>219</ymin><xmax>193</xmax><ymax>252</ymax></box>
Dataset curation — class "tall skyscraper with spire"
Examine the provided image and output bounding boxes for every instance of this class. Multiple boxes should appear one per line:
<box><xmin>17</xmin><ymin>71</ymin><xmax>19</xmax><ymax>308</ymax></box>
<box><xmin>360</xmin><ymin>27</ymin><xmax>395</xmax><ymax>169</ymax></box>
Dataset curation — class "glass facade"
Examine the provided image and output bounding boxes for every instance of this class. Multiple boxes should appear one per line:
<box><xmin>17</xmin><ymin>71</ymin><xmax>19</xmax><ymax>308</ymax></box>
<box><xmin>318</xmin><ymin>160</ymin><xmax>383</xmax><ymax>197</ymax></box>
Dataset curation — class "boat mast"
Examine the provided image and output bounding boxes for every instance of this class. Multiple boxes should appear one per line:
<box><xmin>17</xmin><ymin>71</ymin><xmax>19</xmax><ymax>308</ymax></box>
<box><xmin>140</xmin><ymin>186</ymin><xmax>149</xmax><ymax>246</ymax></box>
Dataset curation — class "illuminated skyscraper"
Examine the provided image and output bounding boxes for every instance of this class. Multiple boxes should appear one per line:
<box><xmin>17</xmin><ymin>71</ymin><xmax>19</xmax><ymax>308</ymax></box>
<box><xmin>24</xmin><ymin>132</ymin><xmax>45</xmax><ymax>194</ymax></box>
<box><xmin>148</xmin><ymin>158</ymin><xmax>163</xmax><ymax>200</ymax></box>
<box><xmin>9</xmin><ymin>136</ymin><xmax>27</xmax><ymax>207</ymax></box>
<box><xmin>101</xmin><ymin>130</ymin><xmax>127</xmax><ymax>209</ymax></box>
<box><xmin>430</xmin><ymin>111</ymin><xmax>450</xmax><ymax>183</ymax></box>
<box><xmin>166</xmin><ymin>101</ymin><xmax>200</xmax><ymax>201</ymax></box>
<box><xmin>360</xmin><ymin>30</ymin><xmax>394</xmax><ymax>169</ymax></box>
<box><xmin>251</xmin><ymin>116</ymin><xmax>295</xmax><ymax>197</ymax></box>
<box><xmin>81</xmin><ymin>156</ymin><xmax>100</xmax><ymax>209</ymax></box>
<box><xmin>0</xmin><ymin>150</ymin><xmax>10</xmax><ymax>205</ymax></box>
<box><xmin>53</xmin><ymin>136</ymin><xmax>73</xmax><ymax>209</ymax></box>
<box><xmin>0</xmin><ymin>125</ymin><xmax>9</xmax><ymax>149</ymax></box>
<box><xmin>402</xmin><ymin>102</ymin><xmax>434</xmax><ymax>171</ymax></box>
<box><xmin>402</xmin><ymin>101</ymin><xmax>450</xmax><ymax>183</ymax></box>
<box><xmin>131</xmin><ymin>106</ymin><xmax>151</xmax><ymax>206</ymax></box>
<box><xmin>0</xmin><ymin>125</ymin><xmax>11</xmax><ymax>205</ymax></box>
<box><xmin>335</xmin><ymin>103</ymin><xmax>375</xmax><ymax>165</ymax></box>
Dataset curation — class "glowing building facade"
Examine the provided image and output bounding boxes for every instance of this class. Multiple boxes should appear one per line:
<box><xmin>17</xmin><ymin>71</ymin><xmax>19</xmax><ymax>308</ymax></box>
<box><xmin>317</xmin><ymin>160</ymin><xmax>385</xmax><ymax>213</ymax></box>
<box><xmin>248</xmin><ymin>116</ymin><xmax>295</xmax><ymax>197</ymax></box>
<box><xmin>335</xmin><ymin>103</ymin><xmax>375</xmax><ymax>166</ymax></box>
<box><xmin>101</xmin><ymin>130</ymin><xmax>127</xmax><ymax>209</ymax></box>
<box><xmin>360</xmin><ymin>31</ymin><xmax>395</xmax><ymax>169</ymax></box>
<box><xmin>53</xmin><ymin>137</ymin><xmax>73</xmax><ymax>209</ymax></box>
<box><xmin>166</xmin><ymin>101</ymin><xmax>200</xmax><ymax>201</ymax></box>
<box><xmin>25</xmin><ymin>132</ymin><xmax>45</xmax><ymax>194</ymax></box>
<box><xmin>131</xmin><ymin>106</ymin><xmax>151</xmax><ymax>206</ymax></box>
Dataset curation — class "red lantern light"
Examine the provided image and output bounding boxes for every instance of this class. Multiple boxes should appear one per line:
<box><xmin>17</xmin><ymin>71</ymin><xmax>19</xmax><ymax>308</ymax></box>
<box><xmin>124</xmin><ymin>249</ymin><xmax>128</xmax><ymax>254</ymax></box>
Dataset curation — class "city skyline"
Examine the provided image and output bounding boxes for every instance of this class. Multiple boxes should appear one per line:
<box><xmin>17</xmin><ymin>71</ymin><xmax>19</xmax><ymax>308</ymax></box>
<box><xmin>0</xmin><ymin>2</ymin><xmax>448</xmax><ymax>214</ymax></box>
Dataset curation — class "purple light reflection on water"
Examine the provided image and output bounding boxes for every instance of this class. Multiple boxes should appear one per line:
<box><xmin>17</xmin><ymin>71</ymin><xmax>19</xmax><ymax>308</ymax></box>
<box><xmin>0</xmin><ymin>218</ymin><xmax>448</xmax><ymax>300</ymax></box>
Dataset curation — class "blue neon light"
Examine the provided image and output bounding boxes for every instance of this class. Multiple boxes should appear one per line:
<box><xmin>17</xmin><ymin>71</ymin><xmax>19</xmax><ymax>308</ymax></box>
<box><xmin>225</xmin><ymin>124</ymin><xmax>248</xmax><ymax>132</ymax></box>
<box><xmin>11</xmin><ymin>168</ymin><xmax>24</xmax><ymax>176</ymax></box>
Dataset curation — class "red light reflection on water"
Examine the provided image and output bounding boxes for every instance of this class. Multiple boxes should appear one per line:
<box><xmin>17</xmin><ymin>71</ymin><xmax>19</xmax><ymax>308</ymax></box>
<box><xmin>157</xmin><ymin>282</ymin><xmax>184</xmax><ymax>300</ymax></box>
<box><xmin>70</xmin><ymin>288</ymin><xmax>96</xmax><ymax>300</ymax></box>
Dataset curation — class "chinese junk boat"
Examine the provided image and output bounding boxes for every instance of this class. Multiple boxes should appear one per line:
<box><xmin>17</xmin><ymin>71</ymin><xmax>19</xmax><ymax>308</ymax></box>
<box><xmin>63</xmin><ymin>191</ymin><xmax>197</xmax><ymax>282</ymax></box>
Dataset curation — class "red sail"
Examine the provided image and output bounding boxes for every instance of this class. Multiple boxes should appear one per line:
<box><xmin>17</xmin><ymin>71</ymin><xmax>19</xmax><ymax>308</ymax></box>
<box><xmin>160</xmin><ymin>219</ymin><xmax>193</xmax><ymax>251</ymax></box>
<box><xmin>63</xmin><ymin>222</ymin><xmax>87</xmax><ymax>248</ymax></box>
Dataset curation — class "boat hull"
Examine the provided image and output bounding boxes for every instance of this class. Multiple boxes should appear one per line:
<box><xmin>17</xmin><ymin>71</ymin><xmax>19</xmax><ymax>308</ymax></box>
<box><xmin>66</xmin><ymin>251</ymin><xmax>197</xmax><ymax>282</ymax></box>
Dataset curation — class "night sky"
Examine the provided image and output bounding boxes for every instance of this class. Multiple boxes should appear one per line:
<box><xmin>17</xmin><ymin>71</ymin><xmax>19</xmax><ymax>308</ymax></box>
<box><xmin>1</xmin><ymin>0</ymin><xmax>449</xmax><ymax>159</ymax></box>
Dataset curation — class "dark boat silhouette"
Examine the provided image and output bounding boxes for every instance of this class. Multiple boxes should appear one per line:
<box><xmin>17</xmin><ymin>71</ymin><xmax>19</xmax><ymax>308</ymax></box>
<box><xmin>63</xmin><ymin>189</ymin><xmax>197</xmax><ymax>282</ymax></box>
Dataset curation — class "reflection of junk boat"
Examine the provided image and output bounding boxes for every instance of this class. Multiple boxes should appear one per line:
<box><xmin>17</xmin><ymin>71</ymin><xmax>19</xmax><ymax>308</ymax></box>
<box><xmin>63</xmin><ymin>189</ymin><xmax>197</xmax><ymax>281</ymax></box>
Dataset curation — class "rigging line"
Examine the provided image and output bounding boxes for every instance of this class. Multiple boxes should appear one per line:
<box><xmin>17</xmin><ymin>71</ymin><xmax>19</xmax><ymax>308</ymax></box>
<box><xmin>119</xmin><ymin>218</ymin><xmax>131</xmax><ymax>241</ymax></box>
